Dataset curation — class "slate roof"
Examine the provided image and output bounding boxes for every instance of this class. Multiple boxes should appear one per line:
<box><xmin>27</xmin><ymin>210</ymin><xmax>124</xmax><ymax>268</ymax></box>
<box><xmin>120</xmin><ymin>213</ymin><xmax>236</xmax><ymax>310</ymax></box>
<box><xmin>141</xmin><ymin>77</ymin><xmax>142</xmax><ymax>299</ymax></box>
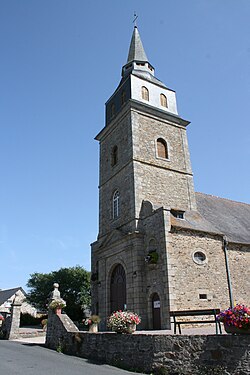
<box><xmin>170</xmin><ymin>209</ymin><xmax>222</xmax><ymax>236</ymax></box>
<box><xmin>0</xmin><ymin>287</ymin><xmax>25</xmax><ymax>305</ymax></box>
<box><xmin>195</xmin><ymin>192</ymin><xmax>250</xmax><ymax>245</ymax></box>
<box><xmin>132</xmin><ymin>71</ymin><xmax>167</xmax><ymax>89</ymax></box>
<box><xmin>127</xmin><ymin>26</ymin><xmax>148</xmax><ymax>63</ymax></box>
<box><xmin>170</xmin><ymin>193</ymin><xmax>250</xmax><ymax>244</ymax></box>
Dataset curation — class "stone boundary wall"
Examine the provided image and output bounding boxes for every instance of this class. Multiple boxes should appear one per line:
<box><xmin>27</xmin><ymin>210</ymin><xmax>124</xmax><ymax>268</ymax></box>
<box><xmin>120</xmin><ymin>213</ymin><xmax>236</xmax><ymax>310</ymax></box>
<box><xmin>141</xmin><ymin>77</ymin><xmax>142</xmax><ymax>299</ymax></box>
<box><xmin>46</xmin><ymin>313</ymin><xmax>250</xmax><ymax>375</ymax></box>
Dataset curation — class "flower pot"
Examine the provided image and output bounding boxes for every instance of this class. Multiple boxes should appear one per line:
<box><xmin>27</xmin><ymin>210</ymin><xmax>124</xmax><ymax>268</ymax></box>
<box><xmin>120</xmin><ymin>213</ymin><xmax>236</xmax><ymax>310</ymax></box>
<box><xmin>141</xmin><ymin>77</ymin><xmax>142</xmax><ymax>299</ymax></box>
<box><xmin>89</xmin><ymin>323</ymin><xmax>98</xmax><ymax>333</ymax></box>
<box><xmin>125</xmin><ymin>323</ymin><xmax>136</xmax><ymax>334</ymax></box>
<box><xmin>224</xmin><ymin>324</ymin><xmax>250</xmax><ymax>335</ymax></box>
<box><xmin>55</xmin><ymin>308</ymin><xmax>62</xmax><ymax>315</ymax></box>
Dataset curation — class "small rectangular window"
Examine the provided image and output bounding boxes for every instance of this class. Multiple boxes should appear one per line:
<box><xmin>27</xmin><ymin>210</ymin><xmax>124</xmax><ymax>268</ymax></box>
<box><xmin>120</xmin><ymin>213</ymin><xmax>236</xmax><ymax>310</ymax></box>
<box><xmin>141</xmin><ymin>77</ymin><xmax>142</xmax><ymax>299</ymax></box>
<box><xmin>199</xmin><ymin>294</ymin><xmax>207</xmax><ymax>300</ymax></box>
<box><xmin>171</xmin><ymin>210</ymin><xmax>184</xmax><ymax>219</ymax></box>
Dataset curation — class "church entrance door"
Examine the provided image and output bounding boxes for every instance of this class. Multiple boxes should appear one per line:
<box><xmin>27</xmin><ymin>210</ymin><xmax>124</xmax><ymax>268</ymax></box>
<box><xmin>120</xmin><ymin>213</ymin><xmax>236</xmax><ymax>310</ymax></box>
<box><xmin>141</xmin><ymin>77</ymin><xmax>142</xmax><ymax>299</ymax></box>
<box><xmin>152</xmin><ymin>293</ymin><xmax>161</xmax><ymax>329</ymax></box>
<box><xmin>110</xmin><ymin>264</ymin><xmax>126</xmax><ymax>313</ymax></box>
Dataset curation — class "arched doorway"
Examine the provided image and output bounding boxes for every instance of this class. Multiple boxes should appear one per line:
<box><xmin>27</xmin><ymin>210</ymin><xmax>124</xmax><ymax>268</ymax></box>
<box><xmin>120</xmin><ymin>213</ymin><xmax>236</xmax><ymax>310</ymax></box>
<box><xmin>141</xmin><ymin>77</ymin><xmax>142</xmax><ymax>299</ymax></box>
<box><xmin>110</xmin><ymin>264</ymin><xmax>126</xmax><ymax>313</ymax></box>
<box><xmin>152</xmin><ymin>293</ymin><xmax>161</xmax><ymax>329</ymax></box>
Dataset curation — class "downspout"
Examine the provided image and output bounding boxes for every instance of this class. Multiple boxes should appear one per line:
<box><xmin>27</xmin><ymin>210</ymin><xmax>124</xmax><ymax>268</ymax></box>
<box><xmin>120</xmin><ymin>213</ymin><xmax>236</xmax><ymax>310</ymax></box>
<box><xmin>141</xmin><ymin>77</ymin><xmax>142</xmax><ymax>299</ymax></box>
<box><xmin>223</xmin><ymin>236</ymin><xmax>234</xmax><ymax>308</ymax></box>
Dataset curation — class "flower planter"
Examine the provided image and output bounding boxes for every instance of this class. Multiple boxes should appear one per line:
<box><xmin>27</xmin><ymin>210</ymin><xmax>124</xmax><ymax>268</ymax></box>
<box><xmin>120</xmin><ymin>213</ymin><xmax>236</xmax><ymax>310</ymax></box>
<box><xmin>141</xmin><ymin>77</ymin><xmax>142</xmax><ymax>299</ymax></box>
<box><xmin>48</xmin><ymin>298</ymin><xmax>66</xmax><ymax>312</ymax></box>
<box><xmin>113</xmin><ymin>323</ymin><xmax>136</xmax><ymax>334</ymax></box>
<box><xmin>224</xmin><ymin>324</ymin><xmax>250</xmax><ymax>335</ymax></box>
<box><xmin>107</xmin><ymin>310</ymin><xmax>141</xmax><ymax>334</ymax></box>
<box><xmin>83</xmin><ymin>315</ymin><xmax>101</xmax><ymax>330</ymax></box>
<box><xmin>55</xmin><ymin>308</ymin><xmax>62</xmax><ymax>315</ymax></box>
<box><xmin>89</xmin><ymin>323</ymin><xmax>98</xmax><ymax>333</ymax></box>
<box><xmin>126</xmin><ymin>323</ymin><xmax>136</xmax><ymax>334</ymax></box>
<box><xmin>217</xmin><ymin>304</ymin><xmax>250</xmax><ymax>335</ymax></box>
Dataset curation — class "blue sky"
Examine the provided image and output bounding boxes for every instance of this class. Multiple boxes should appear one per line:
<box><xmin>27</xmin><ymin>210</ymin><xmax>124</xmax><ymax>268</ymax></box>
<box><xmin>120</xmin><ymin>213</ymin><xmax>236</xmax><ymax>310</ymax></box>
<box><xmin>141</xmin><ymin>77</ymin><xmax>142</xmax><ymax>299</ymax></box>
<box><xmin>1</xmin><ymin>1</ymin><xmax>249</xmax><ymax>290</ymax></box>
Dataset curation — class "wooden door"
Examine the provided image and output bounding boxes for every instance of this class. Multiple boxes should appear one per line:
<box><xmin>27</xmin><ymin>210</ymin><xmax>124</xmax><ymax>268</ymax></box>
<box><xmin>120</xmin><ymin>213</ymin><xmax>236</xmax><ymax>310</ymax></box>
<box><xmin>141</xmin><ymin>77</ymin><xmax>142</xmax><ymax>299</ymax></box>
<box><xmin>152</xmin><ymin>293</ymin><xmax>161</xmax><ymax>329</ymax></box>
<box><xmin>110</xmin><ymin>264</ymin><xmax>126</xmax><ymax>313</ymax></box>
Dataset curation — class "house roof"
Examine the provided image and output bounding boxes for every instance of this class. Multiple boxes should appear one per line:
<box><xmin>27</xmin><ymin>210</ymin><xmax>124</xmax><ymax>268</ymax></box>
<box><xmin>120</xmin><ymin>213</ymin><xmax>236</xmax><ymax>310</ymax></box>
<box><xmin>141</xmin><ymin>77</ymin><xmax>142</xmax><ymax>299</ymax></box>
<box><xmin>0</xmin><ymin>287</ymin><xmax>26</xmax><ymax>305</ymax></box>
<box><xmin>170</xmin><ymin>193</ymin><xmax>250</xmax><ymax>245</ymax></box>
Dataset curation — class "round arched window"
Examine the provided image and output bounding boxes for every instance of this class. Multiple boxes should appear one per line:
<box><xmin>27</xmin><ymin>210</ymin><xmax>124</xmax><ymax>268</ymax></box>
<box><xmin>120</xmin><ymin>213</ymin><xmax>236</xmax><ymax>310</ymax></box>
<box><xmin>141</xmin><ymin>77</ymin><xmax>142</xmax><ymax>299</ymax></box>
<box><xmin>157</xmin><ymin>138</ymin><xmax>168</xmax><ymax>159</ymax></box>
<box><xmin>160</xmin><ymin>93</ymin><xmax>168</xmax><ymax>108</ymax></box>
<box><xmin>141</xmin><ymin>86</ymin><xmax>149</xmax><ymax>101</ymax></box>
<box><xmin>193</xmin><ymin>251</ymin><xmax>206</xmax><ymax>265</ymax></box>
<box><xmin>111</xmin><ymin>145</ymin><xmax>118</xmax><ymax>166</ymax></box>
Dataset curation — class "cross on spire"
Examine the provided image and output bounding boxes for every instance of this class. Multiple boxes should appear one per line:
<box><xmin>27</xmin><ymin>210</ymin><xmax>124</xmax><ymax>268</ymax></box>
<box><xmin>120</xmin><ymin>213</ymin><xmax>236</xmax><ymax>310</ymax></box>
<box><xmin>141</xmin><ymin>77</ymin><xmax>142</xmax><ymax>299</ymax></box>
<box><xmin>133</xmin><ymin>12</ymin><xmax>138</xmax><ymax>27</ymax></box>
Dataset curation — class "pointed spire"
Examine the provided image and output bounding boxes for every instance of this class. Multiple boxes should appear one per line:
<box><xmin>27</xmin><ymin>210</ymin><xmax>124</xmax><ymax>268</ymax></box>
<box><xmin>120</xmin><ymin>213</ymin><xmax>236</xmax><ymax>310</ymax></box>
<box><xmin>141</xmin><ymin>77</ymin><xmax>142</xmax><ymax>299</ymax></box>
<box><xmin>122</xmin><ymin>26</ymin><xmax>155</xmax><ymax>79</ymax></box>
<box><xmin>127</xmin><ymin>26</ymin><xmax>148</xmax><ymax>63</ymax></box>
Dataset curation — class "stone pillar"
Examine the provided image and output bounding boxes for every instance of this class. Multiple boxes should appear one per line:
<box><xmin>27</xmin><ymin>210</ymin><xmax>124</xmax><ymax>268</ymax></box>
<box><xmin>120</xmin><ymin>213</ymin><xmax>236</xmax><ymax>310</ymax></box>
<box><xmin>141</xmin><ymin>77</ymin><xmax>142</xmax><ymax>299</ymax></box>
<box><xmin>6</xmin><ymin>291</ymin><xmax>24</xmax><ymax>339</ymax></box>
<box><xmin>46</xmin><ymin>283</ymin><xmax>67</xmax><ymax>347</ymax></box>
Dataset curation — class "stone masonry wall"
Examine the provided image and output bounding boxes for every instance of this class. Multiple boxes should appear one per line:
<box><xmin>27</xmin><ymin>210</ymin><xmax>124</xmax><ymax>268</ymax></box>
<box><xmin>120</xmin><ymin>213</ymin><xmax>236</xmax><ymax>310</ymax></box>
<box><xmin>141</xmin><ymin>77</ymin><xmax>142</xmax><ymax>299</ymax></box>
<box><xmin>91</xmin><ymin>232</ymin><xmax>147</xmax><ymax>329</ymax></box>
<box><xmin>228</xmin><ymin>243</ymin><xmax>250</xmax><ymax>305</ymax></box>
<box><xmin>138</xmin><ymin>206</ymin><xmax>171</xmax><ymax>329</ymax></box>
<box><xmin>132</xmin><ymin>110</ymin><xmax>197</xmax><ymax>213</ymax></box>
<box><xmin>45</xmin><ymin>310</ymin><xmax>78</xmax><ymax>348</ymax></box>
<box><xmin>98</xmin><ymin>110</ymin><xmax>135</xmax><ymax>237</ymax></box>
<box><xmin>168</xmin><ymin>228</ymin><xmax>230</xmax><ymax>311</ymax></box>
<box><xmin>46</xmin><ymin>312</ymin><xmax>250</xmax><ymax>375</ymax></box>
<box><xmin>134</xmin><ymin>161</ymin><xmax>194</xmax><ymax>213</ymax></box>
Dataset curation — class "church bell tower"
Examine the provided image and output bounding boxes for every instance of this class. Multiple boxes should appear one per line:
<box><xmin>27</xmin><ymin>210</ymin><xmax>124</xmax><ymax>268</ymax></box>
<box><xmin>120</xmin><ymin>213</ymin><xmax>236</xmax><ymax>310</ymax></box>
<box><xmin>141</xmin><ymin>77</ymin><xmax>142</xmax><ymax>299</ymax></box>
<box><xmin>91</xmin><ymin>26</ymin><xmax>196</xmax><ymax>329</ymax></box>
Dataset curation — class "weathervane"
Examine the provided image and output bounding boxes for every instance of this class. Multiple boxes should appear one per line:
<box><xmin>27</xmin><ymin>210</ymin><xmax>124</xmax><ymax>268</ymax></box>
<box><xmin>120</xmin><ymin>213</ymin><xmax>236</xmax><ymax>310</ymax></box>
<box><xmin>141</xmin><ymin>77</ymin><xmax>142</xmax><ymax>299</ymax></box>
<box><xmin>133</xmin><ymin>12</ymin><xmax>138</xmax><ymax>27</ymax></box>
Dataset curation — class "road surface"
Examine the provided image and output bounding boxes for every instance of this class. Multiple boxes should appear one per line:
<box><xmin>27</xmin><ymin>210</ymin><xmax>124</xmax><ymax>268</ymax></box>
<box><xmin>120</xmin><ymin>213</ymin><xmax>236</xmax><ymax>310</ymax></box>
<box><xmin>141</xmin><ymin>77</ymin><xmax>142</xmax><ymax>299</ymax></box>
<box><xmin>0</xmin><ymin>340</ymin><xmax>144</xmax><ymax>375</ymax></box>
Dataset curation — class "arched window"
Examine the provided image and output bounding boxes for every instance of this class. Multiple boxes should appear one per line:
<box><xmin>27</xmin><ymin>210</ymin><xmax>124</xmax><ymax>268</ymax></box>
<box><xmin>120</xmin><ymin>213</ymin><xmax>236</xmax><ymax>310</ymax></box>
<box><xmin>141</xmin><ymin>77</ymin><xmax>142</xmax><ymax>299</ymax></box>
<box><xmin>160</xmin><ymin>93</ymin><xmax>168</xmax><ymax>108</ymax></box>
<box><xmin>157</xmin><ymin>138</ymin><xmax>168</xmax><ymax>159</ymax></box>
<box><xmin>111</xmin><ymin>103</ymin><xmax>115</xmax><ymax>118</ymax></box>
<box><xmin>113</xmin><ymin>190</ymin><xmax>120</xmax><ymax>219</ymax></box>
<box><xmin>111</xmin><ymin>145</ymin><xmax>118</xmax><ymax>166</ymax></box>
<box><xmin>121</xmin><ymin>91</ymin><xmax>126</xmax><ymax>106</ymax></box>
<box><xmin>149</xmin><ymin>238</ymin><xmax>157</xmax><ymax>252</ymax></box>
<box><xmin>141</xmin><ymin>86</ymin><xmax>149</xmax><ymax>101</ymax></box>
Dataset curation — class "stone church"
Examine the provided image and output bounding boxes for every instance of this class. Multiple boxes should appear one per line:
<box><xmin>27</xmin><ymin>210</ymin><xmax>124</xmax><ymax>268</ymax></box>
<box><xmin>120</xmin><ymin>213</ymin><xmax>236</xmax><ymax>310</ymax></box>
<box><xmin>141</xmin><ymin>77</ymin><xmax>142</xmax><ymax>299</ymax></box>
<box><xmin>91</xmin><ymin>26</ymin><xmax>250</xmax><ymax>330</ymax></box>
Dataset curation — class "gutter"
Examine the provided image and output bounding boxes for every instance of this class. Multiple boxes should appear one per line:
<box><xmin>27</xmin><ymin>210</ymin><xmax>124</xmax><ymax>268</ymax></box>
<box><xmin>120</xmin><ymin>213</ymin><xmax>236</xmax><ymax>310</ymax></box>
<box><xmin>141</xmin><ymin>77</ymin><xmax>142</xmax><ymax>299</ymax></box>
<box><xmin>223</xmin><ymin>236</ymin><xmax>234</xmax><ymax>308</ymax></box>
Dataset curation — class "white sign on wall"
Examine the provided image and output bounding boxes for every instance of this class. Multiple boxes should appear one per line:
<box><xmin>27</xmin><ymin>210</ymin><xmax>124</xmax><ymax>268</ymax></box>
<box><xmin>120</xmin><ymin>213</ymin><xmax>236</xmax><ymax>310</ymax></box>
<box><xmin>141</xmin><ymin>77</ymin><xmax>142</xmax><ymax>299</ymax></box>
<box><xmin>153</xmin><ymin>301</ymin><xmax>160</xmax><ymax>308</ymax></box>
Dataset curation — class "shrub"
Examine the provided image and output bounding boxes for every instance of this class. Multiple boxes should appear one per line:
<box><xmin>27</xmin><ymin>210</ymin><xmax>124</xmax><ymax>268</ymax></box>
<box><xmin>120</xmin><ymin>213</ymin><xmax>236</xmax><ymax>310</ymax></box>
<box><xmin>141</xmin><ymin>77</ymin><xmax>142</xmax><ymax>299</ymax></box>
<box><xmin>20</xmin><ymin>313</ymin><xmax>41</xmax><ymax>327</ymax></box>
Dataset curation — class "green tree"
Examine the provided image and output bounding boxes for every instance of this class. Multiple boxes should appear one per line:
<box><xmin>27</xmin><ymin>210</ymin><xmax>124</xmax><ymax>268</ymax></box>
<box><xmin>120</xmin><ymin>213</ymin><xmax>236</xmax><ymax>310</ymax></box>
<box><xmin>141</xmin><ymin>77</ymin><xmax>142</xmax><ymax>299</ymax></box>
<box><xmin>26</xmin><ymin>265</ymin><xmax>91</xmax><ymax>322</ymax></box>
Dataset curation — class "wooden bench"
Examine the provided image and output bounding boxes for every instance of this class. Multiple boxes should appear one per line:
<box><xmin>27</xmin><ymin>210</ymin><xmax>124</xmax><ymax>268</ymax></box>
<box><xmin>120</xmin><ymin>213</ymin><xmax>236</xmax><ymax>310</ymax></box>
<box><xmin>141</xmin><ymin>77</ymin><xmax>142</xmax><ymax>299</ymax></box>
<box><xmin>170</xmin><ymin>308</ymin><xmax>222</xmax><ymax>334</ymax></box>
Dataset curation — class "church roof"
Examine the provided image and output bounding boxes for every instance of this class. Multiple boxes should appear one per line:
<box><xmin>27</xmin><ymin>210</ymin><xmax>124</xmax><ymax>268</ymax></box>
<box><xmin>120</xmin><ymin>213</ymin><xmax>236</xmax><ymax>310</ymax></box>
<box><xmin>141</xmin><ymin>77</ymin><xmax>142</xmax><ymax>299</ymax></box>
<box><xmin>170</xmin><ymin>208</ymin><xmax>222</xmax><ymax>237</ymax></box>
<box><xmin>127</xmin><ymin>26</ymin><xmax>148</xmax><ymax>63</ymax></box>
<box><xmin>170</xmin><ymin>193</ymin><xmax>250</xmax><ymax>245</ymax></box>
<box><xmin>196</xmin><ymin>192</ymin><xmax>250</xmax><ymax>245</ymax></box>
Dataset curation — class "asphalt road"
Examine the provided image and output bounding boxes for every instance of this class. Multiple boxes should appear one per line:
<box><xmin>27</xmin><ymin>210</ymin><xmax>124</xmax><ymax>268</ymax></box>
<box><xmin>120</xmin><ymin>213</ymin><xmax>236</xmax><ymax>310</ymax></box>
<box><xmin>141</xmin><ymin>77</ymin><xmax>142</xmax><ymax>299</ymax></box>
<box><xmin>0</xmin><ymin>341</ymin><xmax>145</xmax><ymax>375</ymax></box>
